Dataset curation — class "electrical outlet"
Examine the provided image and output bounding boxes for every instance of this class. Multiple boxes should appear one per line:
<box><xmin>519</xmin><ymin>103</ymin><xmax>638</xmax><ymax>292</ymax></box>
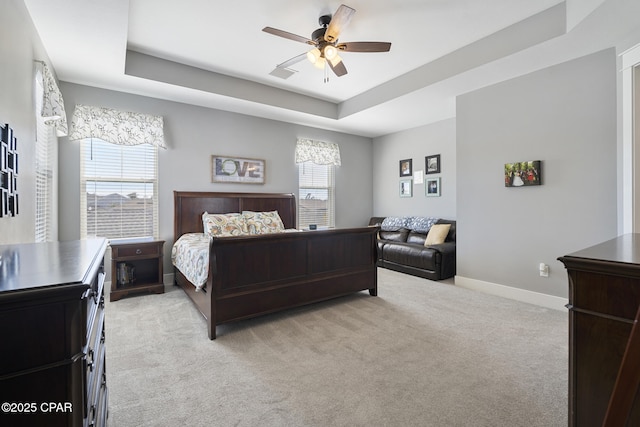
<box><xmin>539</xmin><ymin>263</ymin><xmax>549</xmax><ymax>277</ymax></box>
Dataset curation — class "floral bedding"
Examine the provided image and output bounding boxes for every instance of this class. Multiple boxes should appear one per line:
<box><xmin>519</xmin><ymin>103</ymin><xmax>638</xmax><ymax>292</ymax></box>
<box><xmin>171</xmin><ymin>233</ymin><xmax>210</xmax><ymax>291</ymax></box>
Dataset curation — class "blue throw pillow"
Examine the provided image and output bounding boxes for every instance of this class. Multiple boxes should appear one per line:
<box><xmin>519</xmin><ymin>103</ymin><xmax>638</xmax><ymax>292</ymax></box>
<box><xmin>381</xmin><ymin>216</ymin><xmax>410</xmax><ymax>231</ymax></box>
<box><xmin>407</xmin><ymin>216</ymin><xmax>439</xmax><ymax>233</ymax></box>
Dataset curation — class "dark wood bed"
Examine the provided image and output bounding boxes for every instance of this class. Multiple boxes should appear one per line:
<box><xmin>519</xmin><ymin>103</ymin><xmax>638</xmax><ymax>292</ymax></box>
<box><xmin>173</xmin><ymin>191</ymin><xmax>378</xmax><ymax>339</ymax></box>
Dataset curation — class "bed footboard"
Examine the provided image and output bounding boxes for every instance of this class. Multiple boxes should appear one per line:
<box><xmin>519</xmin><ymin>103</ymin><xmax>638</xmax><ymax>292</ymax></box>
<box><xmin>206</xmin><ymin>226</ymin><xmax>378</xmax><ymax>339</ymax></box>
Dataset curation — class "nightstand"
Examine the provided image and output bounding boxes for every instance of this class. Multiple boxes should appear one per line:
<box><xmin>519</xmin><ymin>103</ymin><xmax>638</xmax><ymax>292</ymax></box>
<box><xmin>110</xmin><ymin>238</ymin><xmax>164</xmax><ymax>301</ymax></box>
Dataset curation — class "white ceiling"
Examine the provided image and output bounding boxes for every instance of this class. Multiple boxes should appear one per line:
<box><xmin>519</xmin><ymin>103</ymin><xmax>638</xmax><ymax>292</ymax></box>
<box><xmin>22</xmin><ymin>0</ymin><xmax>632</xmax><ymax>138</ymax></box>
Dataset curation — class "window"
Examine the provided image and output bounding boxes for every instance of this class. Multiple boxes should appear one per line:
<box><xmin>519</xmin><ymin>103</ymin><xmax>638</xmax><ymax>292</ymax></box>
<box><xmin>34</xmin><ymin>71</ymin><xmax>55</xmax><ymax>242</ymax></box>
<box><xmin>298</xmin><ymin>162</ymin><xmax>335</xmax><ymax>228</ymax></box>
<box><xmin>80</xmin><ymin>139</ymin><xmax>158</xmax><ymax>239</ymax></box>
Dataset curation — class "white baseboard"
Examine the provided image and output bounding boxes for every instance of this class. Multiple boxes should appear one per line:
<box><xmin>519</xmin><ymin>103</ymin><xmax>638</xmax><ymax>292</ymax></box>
<box><xmin>454</xmin><ymin>276</ymin><xmax>568</xmax><ymax>311</ymax></box>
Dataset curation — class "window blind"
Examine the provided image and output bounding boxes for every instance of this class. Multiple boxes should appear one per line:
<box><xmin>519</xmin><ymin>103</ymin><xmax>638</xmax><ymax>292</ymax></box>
<box><xmin>80</xmin><ymin>139</ymin><xmax>158</xmax><ymax>239</ymax></box>
<box><xmin>35</xmin><ymin>71</ymin><xmax>54</xmax><ymax>242</ymax></box>
<box><xmin>298</xmin><ymin>162</ymin><xmax>335</xmax><ymax>228</ymax></box>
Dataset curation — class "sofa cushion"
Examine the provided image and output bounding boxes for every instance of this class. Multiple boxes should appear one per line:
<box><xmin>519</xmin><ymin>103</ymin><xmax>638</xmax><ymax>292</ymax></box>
<box><xmin>383</xmin><ymin>242</ymin><xmax>438</xmax><ymax>270</ymax></box>
<box><xmin>379</xmin><ymin>228</ymin><xmax>409</xmax><ymax>242</ymax></box>
<box><xmin>425</xmin><ymin>224</ymin><xmax>451</xmax><ymax>245</ymax></box>
<box><xmin>406</xmin><ymin>231</ymin><xmax>427</xmax><ymax>245</ymax></box>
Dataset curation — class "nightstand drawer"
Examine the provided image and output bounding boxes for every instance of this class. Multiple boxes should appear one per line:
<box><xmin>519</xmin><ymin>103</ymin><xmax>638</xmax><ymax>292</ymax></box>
<box><xmin>115</xmin><ymin>243</ymin><xmax>160</xmax><ymax>258</ymax></box>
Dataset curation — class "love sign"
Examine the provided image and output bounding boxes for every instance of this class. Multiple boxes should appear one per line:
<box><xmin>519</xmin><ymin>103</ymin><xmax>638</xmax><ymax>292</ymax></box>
<box><xmin>211</xmin><ymin>155</ymin><xmax>265</xmax><ymax>184</ymax></box>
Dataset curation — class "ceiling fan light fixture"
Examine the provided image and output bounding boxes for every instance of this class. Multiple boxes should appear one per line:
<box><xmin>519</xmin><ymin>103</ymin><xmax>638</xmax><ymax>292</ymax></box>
<box><xmin>324</xmin><ymin>45</ymin><xmax>338</xmax><ymax>60</ymax></box>
<box><xmin>306</xmin><ymin>48</ymin><xmax>321</xmax><ymax>64</ymax></box>
<box><xmin>264</xmin><ymin>4</ymin><xmax>392</xmax><ymax>80</ymax></box>
<box><xmin>313</xmin><ymin>56</ymin><xmax>326</xmax><ymax>69</ymax></box>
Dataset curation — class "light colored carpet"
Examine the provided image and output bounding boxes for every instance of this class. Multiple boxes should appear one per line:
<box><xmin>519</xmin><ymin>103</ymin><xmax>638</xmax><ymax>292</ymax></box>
<box><xmin>105</xmin><ymin>268</ymin><xmax>567</xmax><ymax>427</ymax></box>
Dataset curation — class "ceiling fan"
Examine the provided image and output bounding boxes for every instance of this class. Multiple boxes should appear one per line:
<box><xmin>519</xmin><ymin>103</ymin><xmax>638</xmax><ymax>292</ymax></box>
<box><xmin>262</xmin><ymin>4</ymin><xmax>391</xmax><ymax>80</ymax></box>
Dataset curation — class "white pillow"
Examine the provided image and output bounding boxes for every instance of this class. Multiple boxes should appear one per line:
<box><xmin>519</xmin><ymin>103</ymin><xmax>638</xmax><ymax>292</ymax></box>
<box><xmin>424</xmin><ymin>224</ymin><xmax>451</xmax><ymax>246</ymax></box>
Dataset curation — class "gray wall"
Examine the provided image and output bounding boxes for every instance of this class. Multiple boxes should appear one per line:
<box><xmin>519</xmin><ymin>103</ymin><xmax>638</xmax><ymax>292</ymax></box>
<box><xmin>456</xmin><ymin>49</ymin><xmax>618</xmax><ymax>298</ymax></box>
<box><xmin>0</xmin><ymin>0</ymin><xmax>56</xmax><ymax>244</ymax></box>
<box><xmin>372</xmin><ymin>118</ymin><xmax>456</xmax><ymax>220</ymax></box>
<box><xmin>58</xmin><ymin>83</ymin><xmax>374</xmax><ymax>273</ymax></box>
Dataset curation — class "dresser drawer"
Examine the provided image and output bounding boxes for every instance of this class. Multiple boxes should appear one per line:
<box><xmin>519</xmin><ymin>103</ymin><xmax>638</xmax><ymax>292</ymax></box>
<box><xmin>86</xmin><ymin>342</ymin><xmax>106</xmax><ymax>425</ymax></box>
<box><xmin>84</xmin><ymin>271</ymin><xmax>105</xmax><ymax>347</ymax></box>
<box><xmin>85</xmin><ymin>307</ymin><xmax>105</xmax><ymax>375</ymax></box>
<box><xmin>114</xmin><ymin>242</ymin><xmax>161</xmax><ymax>258</ymax></box>
<box><xmin>94</xmin><ymin>382</ymin><xmax>108</xmax><ymax>427</ymax></box>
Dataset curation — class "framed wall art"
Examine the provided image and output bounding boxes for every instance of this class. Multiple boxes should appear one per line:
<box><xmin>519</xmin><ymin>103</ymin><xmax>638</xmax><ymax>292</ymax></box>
<box><xmin>399</xmin><ymin>179</ymin><xmax>413</xmax><ymax>197</ymax></box>
<box><xmin>504</xmin><ymin>160</ymin><xmax>541</xmax><ymax>187</ymax></box>
<box><xmin>426</xmin><ymin>177</ymin><xmax>441</xmax><ymax>197</ymax></box>
<box><xmin>399</xmin><ymin>159</ymin><xmax>412</xmax><ymax>177</ymax></box>
<box><xmin>211</xmin><ymin>155</ymin><xmax>265</xmax><ymax>184</ymax></box>
<box><xmin>0</xmin><ymin>123</ymin><xmax>18</xmax><ymax>217</ymax></box>
<box><xmin>426</xmin><ymin>154</ymin><xmax>440</xmax><ymax>174</ymax></box>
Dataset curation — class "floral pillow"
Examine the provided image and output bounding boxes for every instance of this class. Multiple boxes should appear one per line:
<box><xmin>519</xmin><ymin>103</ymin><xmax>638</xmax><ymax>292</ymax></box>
<box><xmin>202</xmin><ymin>212</ymin><xmax>248</xmax><ymax>237</ymax></box>
<box><xmin>381</xmin><ymin>216</ymin><xmax>410</xmax><ymax>231</ymax></box>
<box><xmin>408</xmin><ymin>216</ymin><xmax>439</xmax><ymax>233</ymax></box>
<box><xmin>242</xmin><ymin>210</ymin><xmax>285</xmax><ymax>234</ymax></box>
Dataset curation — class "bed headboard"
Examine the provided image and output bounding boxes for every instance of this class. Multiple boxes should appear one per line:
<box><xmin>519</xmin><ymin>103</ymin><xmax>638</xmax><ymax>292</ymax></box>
<box><xmin>174</xmin><ymin>191</ymin><xmax>297</xmax><ymax>238</ymax></box>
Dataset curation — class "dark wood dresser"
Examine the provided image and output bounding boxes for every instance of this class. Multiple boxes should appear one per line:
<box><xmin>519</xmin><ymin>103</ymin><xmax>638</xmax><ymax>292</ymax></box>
<box><xmin>559</xmin><ymin>234</ymin><xmax>640</xmax><ymax>427</ymax></box>
<box><xmin>0</xmin><ymin>238</ymin><xmax>108</xmax><ymax>427</ymax></box>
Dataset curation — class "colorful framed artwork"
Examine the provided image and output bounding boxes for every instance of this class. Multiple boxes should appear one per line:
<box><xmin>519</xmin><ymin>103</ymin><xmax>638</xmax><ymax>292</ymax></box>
<box><xmin>426</xmin><ymin>177</ymin><xmax>441</xmax><ymax>197</ymax></box>
<box><xmin>399</xmin><ymin>159</ymin><xmax>412</xmax><ymax>177</ymax></box>
<box><xmin>504</xmin><ymin>160</ymin><xmax>541</xmax><ymax>187</ymax></box>
<box><xmin>426</xmin><ymin>154</ymin><xmax>440</xmax><ymax>174</ymax></box>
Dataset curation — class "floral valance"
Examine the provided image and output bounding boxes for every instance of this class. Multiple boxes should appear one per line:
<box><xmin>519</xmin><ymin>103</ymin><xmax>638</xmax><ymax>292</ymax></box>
<box><xmin>68</xmin><ymin>104</ymin><xmax>166</xmax><ymax>148</ymax></box>
<box><xmin>295</xmin><ymin>138</ymin><xmax>341</xmax><ymax>166</ymax></box>
<box><xmin>37</xmin><ymin>61</ymin><xmax>68</xmax><ymax>137</ymax></box>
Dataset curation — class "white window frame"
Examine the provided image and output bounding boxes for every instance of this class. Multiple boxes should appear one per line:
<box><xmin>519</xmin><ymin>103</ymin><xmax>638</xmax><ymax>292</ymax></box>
<box><xmin>80</xmin><ymin>138</ymin><xmax>159</xmax><ymax>240</ymax></box>
<box><xmin>298</xmin><ymin>162</ymin><xmax>335</xmax><ymax>229</ymax></box>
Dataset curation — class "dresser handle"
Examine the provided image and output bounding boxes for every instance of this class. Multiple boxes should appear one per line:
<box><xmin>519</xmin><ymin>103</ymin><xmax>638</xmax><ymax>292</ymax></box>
<box><xmin>136</xmin><ymin>248</ymin><xmax>142</xmax><ymax>254</ymax></box>
<box><xmin>87</xmin><ymin>349</ymin><xmax>94</xmax><ymax>372</ymax></box>
<box><xmin>88</xmin><ymin>405</ymin><xmax>96</xmax><ymax>426</ymax></box>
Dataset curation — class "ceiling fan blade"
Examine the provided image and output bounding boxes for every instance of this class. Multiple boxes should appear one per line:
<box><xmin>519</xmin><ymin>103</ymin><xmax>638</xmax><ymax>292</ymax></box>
<box><xmin>262</xmin><ymin>27</ymin><xmax>314</xmax><ymax>45</ymax></box>
<box><xmin>276</xmin><ymin>52</ymin><xmax>307</xmax><ymax>69</ymax></box>
<box><xmin>328</xmin><ymin>57</ymin><xmax>348</xmax><ymax>77</ymax></box>
<box><xmin>337</xmin><ymin>42</ymin><xmax>392</xmax><ymax>53</ymax></box>
<box><xmin>324</xmin><ymin>4</ymin><xmax>355</xmax><ymax>43</ymax></box>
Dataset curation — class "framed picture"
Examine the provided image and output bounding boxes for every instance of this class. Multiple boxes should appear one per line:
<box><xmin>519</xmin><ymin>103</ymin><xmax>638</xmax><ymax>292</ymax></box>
<box><xmin>426</xmin><ymin>177</ymin><xmax>441</xmax><ymax>197</ymax></box>
<box><xmin>399</xmin><ymin>179</ymin><xmax>413</xmax><ymax>197</ymax></box>
<box><xmin>399</xmin><ymin>159</ymin><xmax>412</xmax><ymax>177</ymax></box>
<box><xmin>426</xmin><ymin>154</ymin><xmax>440</xmax><ymax>174</ymax></box>
<box><xmin>0</xmin><ymin>123</ymin><xmax>18</xmax><ymax>217</ymax></box>
<box><xmin>504</xmin><ymin>160</ymin><xmax>541</xmax><ymax>187</ymax></box>
<box><xmin>211</xmin><ymin>155</ymin><xmax>265</xmax><ymax>184</ymax></box>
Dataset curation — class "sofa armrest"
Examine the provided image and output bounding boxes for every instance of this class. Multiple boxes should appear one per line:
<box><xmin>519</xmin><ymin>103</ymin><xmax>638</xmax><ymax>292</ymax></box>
<box><xmin>426</xmin><ymin>241</ymin><xmax>456</xmax><ymax>254</ymax></box>
<box><xmin>369</xmin><ymin>217</ymin><xmax>386</xmax><ymax>226</ymax></box>
<box><xmin>426</xmin><ymin>241</ymin><xmax>456</xmax><ymax>279</ymax></box>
